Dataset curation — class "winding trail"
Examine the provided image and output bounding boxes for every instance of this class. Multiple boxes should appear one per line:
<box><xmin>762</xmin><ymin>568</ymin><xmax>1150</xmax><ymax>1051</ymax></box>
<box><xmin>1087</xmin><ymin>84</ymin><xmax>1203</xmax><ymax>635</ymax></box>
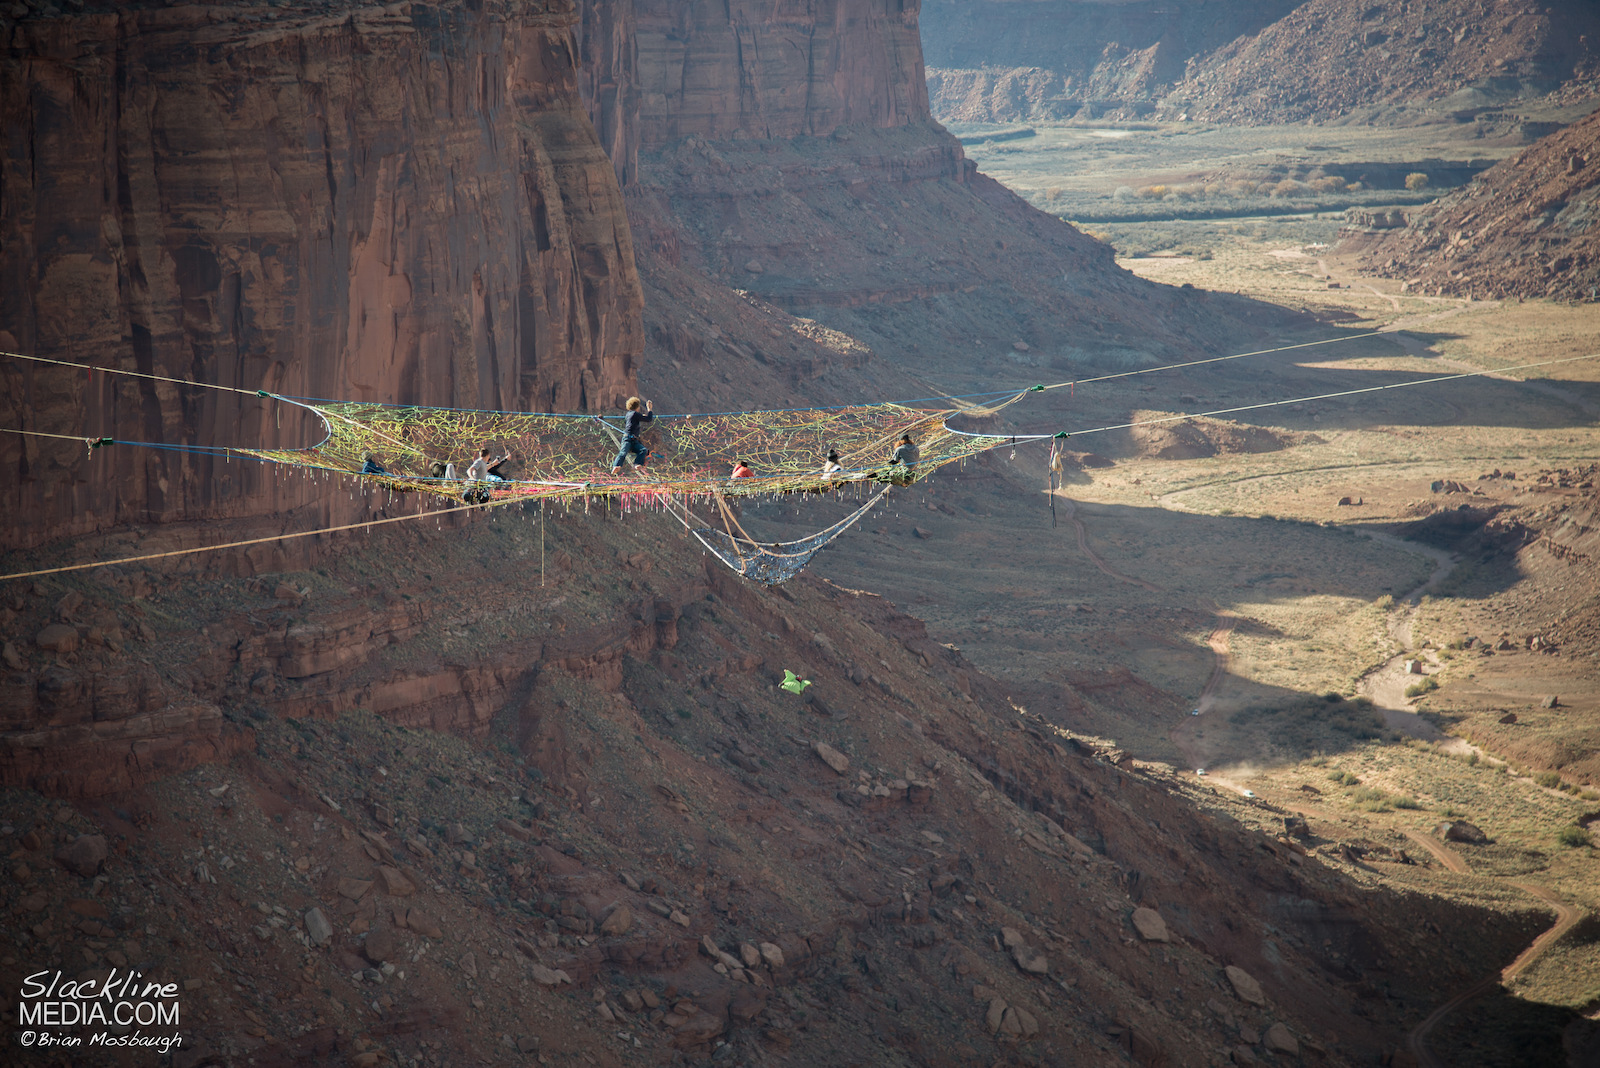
<box><xmin>1053</xmin><ymin>491</ymin><xmax>1163</xmax><ymax>592</ymax></box>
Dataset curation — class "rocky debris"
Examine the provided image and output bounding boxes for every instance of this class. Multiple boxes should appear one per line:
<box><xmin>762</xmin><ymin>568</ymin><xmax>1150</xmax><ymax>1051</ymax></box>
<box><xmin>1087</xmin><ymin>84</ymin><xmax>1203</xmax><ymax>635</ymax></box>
<box><xmin>1360</xmin><ymin>103</ymin><xmax>1600</xmax><ymax>301</ymax></box>
<box><xmin>813</xmin><ymin>741</ymin><xmax>850</xmax><ymax>774</ymax></box>
<box><xmin>759</xmin><ymin>941</ymin><xmax>784</xmax><ymax>968</ymax></box>
<box><xmin>1131</xmin><ymin>907</ymin><xmax>1170</xmax><ymax>943</ymax></box>
<box><xmin>305</xmin><ymin>907</ymin><xmax>334</xmax><ymax>946</ymax></box>
<box><xmin>53</xmin><ymin>833</ymin><xmax>107</xmax><ymax>877</ymax></box>
<box><xmin>496</xmin><ymin>817</ymin><xmax>532</xmax><ymax>842</ymax></box>
<box><xmin>1436</xmin><ymin>820</ymin><xmax>1489</xmax><ymax>844</ymax></box>
<box><xmin>1431</xmin><ymin>479</ymin><xmax>1473</xmax><ymax>494</ymax></box>
<box><xmin>530</xmin><ymin>963</ymin><xmax>573</xmax><ymax>986</ymax></box>
<box><xmin>1263</xmin><ymin>1023</ymin><xmax>1299</xmax><ymax>1055</ymax></box>
<box><xmin>2</xmin><ymin>641</ymin><xmax>24</xmax><ymax>670</ymax></box>
<box><xmin>1225</xmin><ymin>965</ymin><xmax>1265</xmax><ymax>1005</ymax></box>
<box><xmin>1283</xmin><ymin>815</ymin><xmax>1311</xmax><ymax>838</ymax></box>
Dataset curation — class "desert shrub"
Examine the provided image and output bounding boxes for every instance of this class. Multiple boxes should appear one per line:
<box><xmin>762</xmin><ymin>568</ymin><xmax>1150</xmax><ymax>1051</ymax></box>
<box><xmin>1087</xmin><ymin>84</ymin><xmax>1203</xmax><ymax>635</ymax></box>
<box><xmin>1392</xmin><ymin>795</ymin><xmax>1422</xmax><ymax>810</ymax></box>
<box><xmin>1534</xmin><ymin>771</ymin><xmax>1561</xmax><ymax>788</ymax></box>
<box><xmin>1310</xmin><ymin>176</ymin><xmax>1347</xmax><ymax>193</ymax></box>
<box><xmin>1044</xmin><ymin>186</ymin><xmax>1063</xmax><ymax>202</ymax></box>
<box><xmin>1270</xmin><ymin>179</ymin><xmax>1305</xmax><ymax>197</ymax></box>
<box><xmin>1405</xmin><ymin>172</ymin><xmax>1430</xmax><ymax>191</ymax></box>
<box><xmin>1112</xmin><ymin>185</ymin><xmax>1135</xmax><ymax>201</ymax></box>
<box><xmin>1404</xmin><ymin>677</ymin><xmax>1440</xmax><ymax>698</ymax></box>
<box><xmin>1351</xmin><ymin>786</ymin><xmax>1393</xmax><ymax>811</ymax></box>
<box><xmin>1464</xmin><ymin>751</ymin><xmax>1480</xmax><ymax>766</ymax></box>
<box><xmin>1440</xmin><ymin>806</ymin><xmax>1467</xmax><ymax>818</ymax></box>
<box><xmin>1555</xmin><ymin>825</ymin><xmax>1592</xmax><ymax>848</ymax></box>
<box><xmin>1140</xmin><ymin>185</ymin><xmax>1170</xmax><ymax>199</ymax></box>
<box><xmin>1375</xmin><ymin>594</ymin><xmax>1395</xmax><ymax>610</ymax></box>
<box><xmin>1329</xmin><ymin>770</ymin><xmax>1361</xmax><ymax>786</ymax></box>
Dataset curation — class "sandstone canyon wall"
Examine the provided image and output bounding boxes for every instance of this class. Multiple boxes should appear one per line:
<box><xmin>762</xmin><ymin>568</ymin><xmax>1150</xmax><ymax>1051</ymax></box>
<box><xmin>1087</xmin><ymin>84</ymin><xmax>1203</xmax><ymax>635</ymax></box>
<box><xmin>921</xmin><ymin>0</ymin><xmax>1600</xmax><ymax>124</ymax></box>
<box><xmin>618</xmin><ymin>0</ymin><xmax>1269</xmax><ymax>417</ymax></box>
<box><xmin>1</xmin><ymin>1</ymin><xmax>643</xmax><ymax>551</ymax></box>
<box><xmin>1355</xmin><ymin>104</ymin><xmax>1600</xmax><ymax>302</ymax></box>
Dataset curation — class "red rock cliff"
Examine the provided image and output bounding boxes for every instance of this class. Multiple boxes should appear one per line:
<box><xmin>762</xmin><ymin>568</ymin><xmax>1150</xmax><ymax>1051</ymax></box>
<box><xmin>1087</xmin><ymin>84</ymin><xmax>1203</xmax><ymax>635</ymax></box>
<box><xmin>632</xmin><ymin>0</ymin><xmax>931</xmax><ymax>144</ymax></box>
<box><xmin>1</xmin><ymin>1</ymin><xmax>642</xmax><ymax>551</ymax></box>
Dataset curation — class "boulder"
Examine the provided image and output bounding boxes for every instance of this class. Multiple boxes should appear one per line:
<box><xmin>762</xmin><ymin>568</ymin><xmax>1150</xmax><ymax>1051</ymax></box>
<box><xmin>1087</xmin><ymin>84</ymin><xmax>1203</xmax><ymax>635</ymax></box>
<box><xmin>407</xmin><ymin>909</ymin><xmax>443</xmax><ymax>938</ymax></box>
<box><xmin>1011</xmin><ymin>942</ymin><xmax>1048</xmax><ymax>975</ymax></box>
<box><xmin>1498</xmin><ymin>712</ymin><xmax>1518</xmax><ymax>725</ymax></box>
<box><xmin>1224</xmin><ymin>964</ymin><xmax>1265</xmax><ymax>1005</ymax></box>
<box><xmin>1131</xmin><ymin>907</ymin><xmax>1170</xmax><ymax>943</ymax></box>
<box><xmin>1283</xmin><ymin>815</ymin><xmax>1311</xmax><ymax>838</ymax></box>
<box><xmin>304</xmin><ymin>907</ymin><xmax>334</xmax><ymax>946</ymax></box>
<box><xmin>377</xmin><ymin>865</ymin><xmax>416</xmax><ymax>896</ymax></box>
<box><xmin>363</xmin><ymin>928</ymin><xmax>397</xmax><ymax>963</ymax></box>
<box><xmin>813</xmin><ymin>741</ymin><xmax>849</xmax><ymax>775</ymax></box>
<box><xmin>530</xmin><ymin>963</ymin><xmax>572</xmax><ymax>986</ymax></box>
<box><xmin>1542</xmin><ymin>695</ymin><xmax>1560</xmax><ymax>709</ymax></box>
<box><xmin>599</xmin><ymin>905</ymin><xmax>633</xmax><ymax>937</ymax></box>
<box><xmin>759</xmin><ymin>941</ymin><xmax>785</xmax><ymax>968</ymax></box>
<box><xmin>985</xmin><ymin>997</ymin><xmax>1007</xmax><ymax>1034</ymax></box>
<box><xmin>1435</xmin><ymin>820</ymin><xmax>1488</xmax><ymax>844</ymax></box>
<box><xmin>1263</xmin><ymin>1023</ymin><xmax>1298</xmax><ymax>1055</ymax></box>
<box><xmin>55</xmin><ymin>834</ymin><xmax>108</xmax><ymax>877</ymax></box>
<box><xmin>35</xmin><ymin>624</ymin><xmax>80</xmax><ymax>654</ymax></box>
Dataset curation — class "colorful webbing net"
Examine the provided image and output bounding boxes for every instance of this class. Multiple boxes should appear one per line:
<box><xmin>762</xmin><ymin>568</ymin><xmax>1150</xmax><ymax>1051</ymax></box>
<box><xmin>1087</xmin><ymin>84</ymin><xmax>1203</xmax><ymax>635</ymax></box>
<box><xmin>238</xmin><ymin>393</ymin><xmax>1027</xmax><ymax>508</ymax></box>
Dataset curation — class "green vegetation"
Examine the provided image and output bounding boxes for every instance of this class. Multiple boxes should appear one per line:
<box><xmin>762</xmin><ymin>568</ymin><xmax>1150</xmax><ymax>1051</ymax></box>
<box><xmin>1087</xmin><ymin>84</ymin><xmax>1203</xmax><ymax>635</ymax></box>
<box><xmin>1555</xmin><ymin>825</ymin><xmax>1592</xmax><ymax>849</ymax></box>
<box><xmin>1329</xmin><ymin>770</ymin><xmax>1361</xmax><ymax>786</ymax></box>
<box><xmin>1404</xmin><ymin>676</ymin><xmax>1440</xmax><ymax>698</ymax></box>
<box><xmin>1404</xmin><ymin>172</ymin><xmax>1430</xmax><ymax>191</ymax></box>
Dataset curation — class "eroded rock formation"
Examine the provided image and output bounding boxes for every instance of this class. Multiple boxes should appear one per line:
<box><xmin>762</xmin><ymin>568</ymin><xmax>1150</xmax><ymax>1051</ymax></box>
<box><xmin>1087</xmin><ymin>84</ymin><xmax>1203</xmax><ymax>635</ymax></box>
<box><xmin>1</xmin><ymin>1</ymin><xmax>643</xmax><ymax>550</ymax></box>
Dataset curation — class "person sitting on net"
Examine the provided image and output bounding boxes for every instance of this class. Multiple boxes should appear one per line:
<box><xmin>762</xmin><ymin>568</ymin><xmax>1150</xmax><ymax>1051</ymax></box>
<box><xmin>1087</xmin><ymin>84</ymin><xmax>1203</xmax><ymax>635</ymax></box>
<box><xmin>611</xmin><ymin>396</ymin><xmax>653</xmax><ymax>474</ymax></box>
<box><xmin>879</xmin><ymin>433</ymin><xmax>920</xmax><ymax>484</ymax></box>
<box><xmin>361</xmin><ymin>451</ymin><xmax>389</xmax><ymax>476</ymax></box>
<box><xmin>731</xmin><ymin>459</ymin><xmax>754</xmax><ymax>479</ymax></box>
<box><xmin>822</xmin><ymin>449</ymin><xmax>844</xmax><ymax>476</ymax></box>
<box><xmin>463</xmin><ymin>446</ymin><xmax>507</xmax><ymax>504</ymax></box>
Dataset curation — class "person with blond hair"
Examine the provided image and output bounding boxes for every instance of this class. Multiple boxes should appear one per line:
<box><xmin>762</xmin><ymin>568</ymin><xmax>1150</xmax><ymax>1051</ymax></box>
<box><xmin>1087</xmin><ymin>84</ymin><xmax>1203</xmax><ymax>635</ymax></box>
<box><xmin>611</xmin><ymin>396</ymin><xmax>653</xmax><ymax>474</ymax></box>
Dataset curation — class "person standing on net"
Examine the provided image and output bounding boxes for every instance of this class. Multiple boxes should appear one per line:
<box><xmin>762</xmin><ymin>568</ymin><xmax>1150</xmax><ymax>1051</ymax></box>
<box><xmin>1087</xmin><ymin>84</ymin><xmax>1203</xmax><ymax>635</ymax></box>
<box><xmin>611</xmin><ymin>396</ymin><xmax>654</xmax><ymax>474</ymax></box>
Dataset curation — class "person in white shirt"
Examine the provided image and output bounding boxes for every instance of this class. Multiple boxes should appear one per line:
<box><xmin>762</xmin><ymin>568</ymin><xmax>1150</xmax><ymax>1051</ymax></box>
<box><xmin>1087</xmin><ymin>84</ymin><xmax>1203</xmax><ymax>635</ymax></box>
<box><xmin>464</xmin><ymin>446</ymin><xmax>509</xmax><ymax>504</ymax></box>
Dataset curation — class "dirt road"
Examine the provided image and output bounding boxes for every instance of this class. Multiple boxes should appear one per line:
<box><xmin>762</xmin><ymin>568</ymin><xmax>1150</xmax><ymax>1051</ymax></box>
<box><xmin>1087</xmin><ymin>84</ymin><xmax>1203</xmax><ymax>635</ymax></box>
<box><xmin>1388</xmin><ymin>828</ymin><xmax>1580</xmax><ymax>1067</ymax></box>
<box><xmin>1052</xmin><ymin>491</ymin><xmax>1163</xmax><ymax>592</ymax></box>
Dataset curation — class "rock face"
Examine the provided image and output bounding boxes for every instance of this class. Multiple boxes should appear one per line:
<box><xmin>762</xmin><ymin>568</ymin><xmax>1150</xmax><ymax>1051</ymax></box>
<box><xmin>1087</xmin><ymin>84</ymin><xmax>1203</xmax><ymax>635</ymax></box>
<box><xmin>923</xmin><ymin>0</ymin><xmax>1298</xmax><ymax>121</ymax></box>
<box><xmin>1357</xmin><ymin>106</ymin><xmax>1600</xmax><ymax>302</ymax></box>
<box><xmin>922</xmin><ymin>0</ymin><xmax>1600</xmax><ymax>125</ymax></box>
<box><xmin>0</xmin><ymin>1</ymin><xmax>643</xmax><ymax>550</ymax></box>
<box><xmin>633</xmin><ymin>0</ymin><xmax>930</xmax><ymax>143</ymax></box>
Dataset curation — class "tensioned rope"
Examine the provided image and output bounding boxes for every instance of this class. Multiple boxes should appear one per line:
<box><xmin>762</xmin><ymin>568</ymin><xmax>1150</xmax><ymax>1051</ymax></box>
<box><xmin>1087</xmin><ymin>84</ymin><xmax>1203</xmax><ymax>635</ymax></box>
<box><xmin>944</xmin><ymin>352</ymin><xmax>1600</xmax><ymax>445</ymax></box>
<box><xmin>6</xmin><ymin>344</ymin><xmax>1593</xmax><ymax>584</ymax></box>
<box><xmin>0</xmin><ymin>497</ymin><xmax>525</xmax><ymax>583</ymax></box>
<box><xmin>0</xmin><ymin>331</ymin><xmax>1385</xmax><ymax>421</ymax></box>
